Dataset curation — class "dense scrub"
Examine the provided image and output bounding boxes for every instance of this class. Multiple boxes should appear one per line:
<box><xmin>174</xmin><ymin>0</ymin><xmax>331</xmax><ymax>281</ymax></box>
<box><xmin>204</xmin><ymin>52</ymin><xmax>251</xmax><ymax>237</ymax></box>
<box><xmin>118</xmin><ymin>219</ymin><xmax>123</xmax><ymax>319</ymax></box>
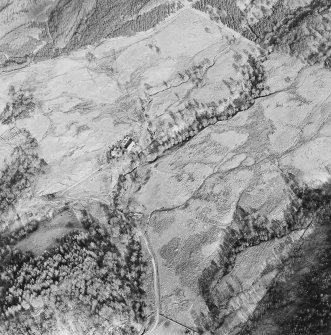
<box><xmin>240</xmin><ymin>0</ymin><xmax>289</xmax><ymax>43</ymax></box>
<box><xmin>244</xmin><ymin>0</ymin><xmax>331</xmax><ymax>67</ymax></box>
<box><xmin>192</xmin><ymin>0</ymin><xmax>331</xmax><ymax>68</ymax></box>
<box><xmin>0</xmin><ymin>55</ymin><xmax>31</xmax><ymax>71</ymax></box>
<box><xmin>192</xmin><ymin>0</ymin><xmax>245</xmax><ymax>32</ymax></box>
<box><xmin>197</xmin><ymin>175</ymin><xmax>331</xmax><ymax>333</ymax></box>
<box><xmin>0</xmin><ymin>86</ymin><xmax>36</xmax><ymax>125</ymax></box>
<box><xmin>0</xmin><ymin>208</ymin><xmax>147</xmax><ymax>335</ymax></box>
<box><xmin>0</xmin><ymin>129</ymin><xmax>47</xmax><ymax>213</ymax></box>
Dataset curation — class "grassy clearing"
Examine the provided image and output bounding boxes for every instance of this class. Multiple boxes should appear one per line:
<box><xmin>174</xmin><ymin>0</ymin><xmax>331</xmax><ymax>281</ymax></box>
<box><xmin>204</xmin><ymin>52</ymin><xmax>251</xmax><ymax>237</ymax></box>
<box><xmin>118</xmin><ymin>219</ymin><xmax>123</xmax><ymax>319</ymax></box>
<box><xmin>16</xmin><ymin>209</ymin><xmax>83</xmax><ymax>256</ymax></box>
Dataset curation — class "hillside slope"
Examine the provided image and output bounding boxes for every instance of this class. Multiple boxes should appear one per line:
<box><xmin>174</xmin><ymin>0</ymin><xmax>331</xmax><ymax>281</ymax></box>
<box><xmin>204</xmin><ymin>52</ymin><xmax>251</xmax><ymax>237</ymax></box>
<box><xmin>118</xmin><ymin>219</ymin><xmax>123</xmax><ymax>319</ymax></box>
<box><xmin>0</xmin><ymin>2</ymin><xmax>330</xmax><ymax>335</ymax></box>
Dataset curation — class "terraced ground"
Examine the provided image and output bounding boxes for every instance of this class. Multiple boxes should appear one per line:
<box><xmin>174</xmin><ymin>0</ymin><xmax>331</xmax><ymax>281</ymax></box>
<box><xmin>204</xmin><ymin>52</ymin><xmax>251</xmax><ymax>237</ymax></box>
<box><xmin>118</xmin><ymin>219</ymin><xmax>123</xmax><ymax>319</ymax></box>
<box><xmin>0</xmin><ymin>1</ymin><xmax>330</xmax><ymax>334</ymax></box>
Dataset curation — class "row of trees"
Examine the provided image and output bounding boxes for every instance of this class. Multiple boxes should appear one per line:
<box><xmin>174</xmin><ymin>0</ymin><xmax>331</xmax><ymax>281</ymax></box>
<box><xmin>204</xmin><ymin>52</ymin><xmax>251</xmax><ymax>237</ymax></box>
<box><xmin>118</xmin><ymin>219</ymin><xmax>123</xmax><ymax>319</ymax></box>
<box><xmin>176</xmin><ymin>58</ymin><xmax>212</xmax><ymax>88</ymax></box>
<box><xmin>145</xmin><ymin>53</ymin><xmax>267</xmax><ymax>160</ymax></box>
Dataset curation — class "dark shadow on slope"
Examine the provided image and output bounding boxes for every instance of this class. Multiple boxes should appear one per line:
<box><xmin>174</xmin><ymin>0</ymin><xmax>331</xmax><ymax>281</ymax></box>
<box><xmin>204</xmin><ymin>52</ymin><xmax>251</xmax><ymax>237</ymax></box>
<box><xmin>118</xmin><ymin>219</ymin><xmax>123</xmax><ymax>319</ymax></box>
<box><xmin>197</xmin><ymin>175</ymin><xmax>331</xmax><ymax>333</ymax></box>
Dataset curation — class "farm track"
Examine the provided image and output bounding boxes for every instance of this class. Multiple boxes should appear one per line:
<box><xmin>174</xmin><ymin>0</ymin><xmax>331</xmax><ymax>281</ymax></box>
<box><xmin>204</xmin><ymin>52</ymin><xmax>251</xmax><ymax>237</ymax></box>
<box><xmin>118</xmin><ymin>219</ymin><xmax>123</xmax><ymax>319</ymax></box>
<box><xmin>138</xmin><ymin>227</ymin><xmax>160</xmax><ymax>334</ymax></box>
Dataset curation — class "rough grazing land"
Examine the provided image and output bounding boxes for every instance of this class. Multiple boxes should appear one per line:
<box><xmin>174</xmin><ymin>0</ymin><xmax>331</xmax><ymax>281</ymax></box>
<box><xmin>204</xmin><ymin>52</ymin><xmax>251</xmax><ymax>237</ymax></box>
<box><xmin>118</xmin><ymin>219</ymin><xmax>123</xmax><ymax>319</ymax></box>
<box><xmin>0</xmin><ymin>1</ymin><xmax>330</xmax><ymax>334</ymax></box>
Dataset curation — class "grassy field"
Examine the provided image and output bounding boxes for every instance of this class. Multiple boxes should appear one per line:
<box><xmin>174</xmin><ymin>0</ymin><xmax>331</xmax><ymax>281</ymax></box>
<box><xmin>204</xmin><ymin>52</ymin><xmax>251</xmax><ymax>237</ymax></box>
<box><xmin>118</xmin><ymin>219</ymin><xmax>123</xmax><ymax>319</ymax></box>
<box><xmin>16</xmin><ymin>209</ymin><xmax>83</xmax><ymax>255</ymax></box>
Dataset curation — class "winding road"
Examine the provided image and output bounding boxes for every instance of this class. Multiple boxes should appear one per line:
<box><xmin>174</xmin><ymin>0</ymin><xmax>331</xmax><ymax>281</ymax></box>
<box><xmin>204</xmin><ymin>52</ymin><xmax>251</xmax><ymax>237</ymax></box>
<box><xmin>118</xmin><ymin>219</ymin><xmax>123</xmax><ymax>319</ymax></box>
<box><xmin>137</xmin><ymin>227</ymin><xmax>161</xmax><ymax>334</ymax></box>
